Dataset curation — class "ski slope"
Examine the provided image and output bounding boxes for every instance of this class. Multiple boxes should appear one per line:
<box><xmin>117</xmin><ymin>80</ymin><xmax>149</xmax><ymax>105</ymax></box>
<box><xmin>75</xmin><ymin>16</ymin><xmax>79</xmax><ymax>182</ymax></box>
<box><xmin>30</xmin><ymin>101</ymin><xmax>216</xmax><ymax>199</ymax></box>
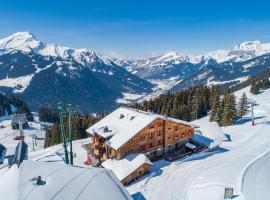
<box><xmin>0</xmin><ymin>114</ymin><xmax>45</xmax><ymax>157</ymax></box>
<box><xmin>127</xmin><ymin>86</ymin><xmax>270</xmax><ymax>200</ymax></box>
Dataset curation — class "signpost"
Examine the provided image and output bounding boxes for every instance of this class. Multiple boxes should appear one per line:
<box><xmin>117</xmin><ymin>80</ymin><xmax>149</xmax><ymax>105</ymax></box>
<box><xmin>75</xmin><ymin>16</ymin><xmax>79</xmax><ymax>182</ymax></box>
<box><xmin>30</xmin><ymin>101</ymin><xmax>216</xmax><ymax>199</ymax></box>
<box><xmin>224</xmin><ymin>187</ymin><xmax>233</xmax><ymax>199</ymax></box>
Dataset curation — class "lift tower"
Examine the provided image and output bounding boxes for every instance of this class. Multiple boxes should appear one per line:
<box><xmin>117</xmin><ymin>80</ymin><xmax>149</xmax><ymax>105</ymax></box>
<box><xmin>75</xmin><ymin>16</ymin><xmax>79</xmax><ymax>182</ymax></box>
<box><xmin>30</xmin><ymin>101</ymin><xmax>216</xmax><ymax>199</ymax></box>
<box><xmin>54</xmin><ymin>103</ymin><xmax>75</xmax><ymax>165</ymax></box>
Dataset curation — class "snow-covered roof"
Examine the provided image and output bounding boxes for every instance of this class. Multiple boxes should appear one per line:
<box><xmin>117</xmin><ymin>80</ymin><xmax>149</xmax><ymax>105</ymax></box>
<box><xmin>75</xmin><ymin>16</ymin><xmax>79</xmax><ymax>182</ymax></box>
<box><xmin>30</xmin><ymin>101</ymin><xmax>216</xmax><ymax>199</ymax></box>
<box><xmin>87</xmin><ymin>107</ymin><xmax>198</xmax><ymax>150</ymax></box>
<box><xmin>192</xmin><ymin>118</ymin><xmax>226</xmax><ymax>148</ymax></box>
<box><xmin>0</xmin><ymin>160</ymin><xmax>132</xmax><ymax>200</ymax></box>
<box><xmin>101</xmin><ymin>153</ymin><xmax>152</xmax><ymax>181</ymax></box>
<box><xmin>193</xmin><ymin>133</ymin><xmax>215</xmax><ymax>148</ymax></box>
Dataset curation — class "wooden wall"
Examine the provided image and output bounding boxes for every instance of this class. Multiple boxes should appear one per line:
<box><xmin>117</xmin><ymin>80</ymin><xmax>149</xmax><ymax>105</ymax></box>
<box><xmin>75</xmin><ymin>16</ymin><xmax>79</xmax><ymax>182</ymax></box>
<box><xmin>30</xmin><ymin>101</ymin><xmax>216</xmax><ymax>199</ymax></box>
<box><xmin>118</xmin><ymin>118</ymin><xmax>165</xmax><ymax>159</ymax></box>
<box><xmin>122</xmin><ymin>163</ymin><xmax>151</xmax><ymax>185</ymax></box>
<box><xmin>92</xmin><ymin>118</ymin><xmax>195</xmax><ymax>162</ymax></box>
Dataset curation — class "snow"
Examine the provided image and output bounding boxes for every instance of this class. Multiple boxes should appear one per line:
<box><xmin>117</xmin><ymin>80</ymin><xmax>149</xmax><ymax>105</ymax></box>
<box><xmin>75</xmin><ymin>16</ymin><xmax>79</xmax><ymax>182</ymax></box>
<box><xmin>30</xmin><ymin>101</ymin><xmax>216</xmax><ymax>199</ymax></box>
<box><xmin>192</xmin><ymin>118</ymin><xmax>227</xmax><ymax>148</ymax></box>
<box><xmin>0</xmin><ymin>160</ymin><xmax>132</xmax><ymax>200</ymax></box>
<box><xmin>0</xmin><ymin>32</ymin><xmax>113</xmax><ymax>73</ymax></box>
<box><xmin>242</xmin><ymin>151</ymin><xmax>270</xmax><ymax>200</ymax></box>
<box><xmin>185</xmin><ymin>143</ymin><xmax>196</xmax><ymax>150</ymax></box>
<box><xmin>102</xmin><ymin>153</ymin><xmax>152</xmax><ymax>181</ymax></box>
<box><xmin>207</xmin><ymin>76</ymin><xmax>249</xmax><ymax>86</ymax></box>
<box><xmin>0</xmin><ymin>74</ymin><xmax>34</xmax><ymax>92</ymax></box>
<box><xmin>126</xmin><ymin>86</ymin><xmax>270</xmax><ymax>200</ymax></box>
<box><xmin>86</xmin><ymin>107</ymin><xmax>197</xmax><ymax>151</ymax></box>
<box><xmin>116</xmin><ymin>93</ymin><xmax>145</xmax><ymax>104</ymax></box>
<box><xmin>0</xmin><ymin>114</ymin><xmax>45</xmax><ymax>157</ymax></box>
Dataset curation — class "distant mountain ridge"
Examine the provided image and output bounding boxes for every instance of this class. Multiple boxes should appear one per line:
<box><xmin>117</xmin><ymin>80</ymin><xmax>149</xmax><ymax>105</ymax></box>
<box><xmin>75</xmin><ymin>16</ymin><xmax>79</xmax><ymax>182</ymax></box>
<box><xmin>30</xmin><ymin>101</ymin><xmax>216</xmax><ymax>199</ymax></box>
<box><xmin>1</xmin><ymin>32</ymin><xmax>270</xmax><ymax>112</ymax></box>
<box><xmin>114</xmin><ymin>40</ymin><xmax>270</xmax><ymax>93</ymax></box>
<box><xmin>0</xmin><ymin>32</ymin><xmax>154</xmax><ymax>112</ymax></box>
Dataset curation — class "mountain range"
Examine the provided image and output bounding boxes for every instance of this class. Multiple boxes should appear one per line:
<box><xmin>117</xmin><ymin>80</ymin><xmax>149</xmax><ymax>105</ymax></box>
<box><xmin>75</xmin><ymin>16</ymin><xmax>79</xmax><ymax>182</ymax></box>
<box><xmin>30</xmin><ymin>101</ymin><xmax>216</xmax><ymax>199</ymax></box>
<box><xmin>0</xmin><ymin>32</ymin><xmax>270</xmax><ymax>112</ymax></box>
<box><xmin>0</xmin><ymin>32</ymin><xmax>153</xmax><ymax>112</ymax></box>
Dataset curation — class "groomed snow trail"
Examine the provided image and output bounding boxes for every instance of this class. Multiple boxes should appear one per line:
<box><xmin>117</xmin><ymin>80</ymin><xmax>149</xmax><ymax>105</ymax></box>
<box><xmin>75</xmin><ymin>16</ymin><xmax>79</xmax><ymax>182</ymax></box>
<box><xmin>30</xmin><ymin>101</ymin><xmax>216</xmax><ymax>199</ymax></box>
<box><xmin>242</xmin><ymin>150</ymin><xmax>270</xmax><ymax>200</ymax></box>
<box><xmin>128</xmin><ymin>87</ymin><xmax>270</xmax><ymax>200</ymax></box>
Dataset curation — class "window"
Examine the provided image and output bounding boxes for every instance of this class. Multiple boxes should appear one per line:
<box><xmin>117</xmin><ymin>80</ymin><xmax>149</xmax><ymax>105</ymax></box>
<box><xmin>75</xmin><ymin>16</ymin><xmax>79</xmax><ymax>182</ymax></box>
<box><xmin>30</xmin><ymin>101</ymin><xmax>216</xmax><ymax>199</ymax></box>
<box><xmin>141</xmin><ymin>145</ymin><xmax>146</xmax><ymax>151</ymax></box>
<box><xmin>150</xmin><ymin>132</ymin><xmax>153</xmax><ymax>138</ymax></box>
<box><xmin>150</xmin><ymin>142</ymin><xmax>154</xmax><ymax>148</ymax></box>
<box><xmin>158</xmin><ymin>140</ymin><xmax>162</xmax><ymax>145</ymax></box>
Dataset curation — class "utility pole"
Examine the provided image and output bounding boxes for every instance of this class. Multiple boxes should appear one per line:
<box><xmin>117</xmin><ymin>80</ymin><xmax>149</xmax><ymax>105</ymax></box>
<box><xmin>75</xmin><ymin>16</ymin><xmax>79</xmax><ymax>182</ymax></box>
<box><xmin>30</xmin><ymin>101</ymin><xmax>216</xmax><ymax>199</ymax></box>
<box><xmin>248</xmin><ymin>99</ymin><xmax>257</xmax><ymax>126</ymax></box>
<box><xmin>66</xmin><ymin>104</ymin><xmax>74</xmax><ymax>165</ymax></box>
<box><xmin>55</xmin><ymin>104</ymin><xmax>69</xmax><ymax>164</ymax></box>
<box><xmin>251</xmin><ymin>102</ymin><xmax>254</xmax><ymax>126</ymax></box>
<box><xmin>54</xmin><ymin>103</ymin><xmax>74</xmax><ymax>165</ymax></box>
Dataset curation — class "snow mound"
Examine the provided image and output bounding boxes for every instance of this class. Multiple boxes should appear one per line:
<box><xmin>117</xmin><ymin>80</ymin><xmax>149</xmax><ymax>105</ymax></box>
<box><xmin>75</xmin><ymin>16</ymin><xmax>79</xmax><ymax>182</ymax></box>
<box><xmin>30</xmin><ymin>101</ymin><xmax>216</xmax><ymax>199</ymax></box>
<box><xmin>0</xmin><ymin>160</ymin><xmax>132</xmax><ymax>200</ymax></box>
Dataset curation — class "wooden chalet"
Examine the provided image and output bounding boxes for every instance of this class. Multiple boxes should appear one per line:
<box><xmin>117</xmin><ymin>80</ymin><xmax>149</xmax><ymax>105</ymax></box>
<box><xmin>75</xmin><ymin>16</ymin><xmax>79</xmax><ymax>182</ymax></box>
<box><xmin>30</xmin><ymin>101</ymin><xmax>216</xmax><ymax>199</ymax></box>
<box><xmin>86</xmin><ymin>107</ymin><xmax>198</xmax><ymax>166</ymax></box>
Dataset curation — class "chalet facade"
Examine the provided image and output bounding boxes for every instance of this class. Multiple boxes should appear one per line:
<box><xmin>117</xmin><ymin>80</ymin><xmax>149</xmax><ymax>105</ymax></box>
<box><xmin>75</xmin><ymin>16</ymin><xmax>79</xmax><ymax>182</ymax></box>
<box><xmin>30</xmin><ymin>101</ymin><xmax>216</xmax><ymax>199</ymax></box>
<box><xmin>86</xmin><ymin>107</ymin><xmax>198</xmax><ymax>165</ymax></box>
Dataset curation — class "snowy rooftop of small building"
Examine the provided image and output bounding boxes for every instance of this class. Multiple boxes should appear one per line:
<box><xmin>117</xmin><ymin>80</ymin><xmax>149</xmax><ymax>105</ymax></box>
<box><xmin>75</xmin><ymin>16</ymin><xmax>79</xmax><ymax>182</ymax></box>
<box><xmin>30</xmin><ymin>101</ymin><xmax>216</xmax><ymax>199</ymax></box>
<box><xmin>86</xmin><ymin>107</ymin><xmax>198</xmax><ymax>150</ymax></box>
<box><xmin>0</xmin><ymin>160</ymin><xmax>132</xmax><ymax>200</ymax></box>
<box><xmin>192</xmin><ymin>117</ymin><xmax>227</xmax><ymax>148</ymax></box>
<box><xmin>101</xmin><ymin>153</ymin><xmax>152</xmax><ymax>181</ymax></box>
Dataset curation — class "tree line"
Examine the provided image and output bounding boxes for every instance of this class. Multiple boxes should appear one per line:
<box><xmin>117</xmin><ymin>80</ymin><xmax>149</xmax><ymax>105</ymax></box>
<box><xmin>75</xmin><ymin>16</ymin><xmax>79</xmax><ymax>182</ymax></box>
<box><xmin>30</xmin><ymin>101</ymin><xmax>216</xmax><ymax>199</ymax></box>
<box><xmin>0</xmin><ymin>94</ymin><xmax>33</xmax><ymax>121</ymax></box>
<box><xmin>131</xmin><ymin>86</ymin><xmax>213</xmax><ymax>122</ymax></box>
<box><xmin>250</xmin><ymin>77</ymin><xmax>270</xmax><ymax>95</ymax></box>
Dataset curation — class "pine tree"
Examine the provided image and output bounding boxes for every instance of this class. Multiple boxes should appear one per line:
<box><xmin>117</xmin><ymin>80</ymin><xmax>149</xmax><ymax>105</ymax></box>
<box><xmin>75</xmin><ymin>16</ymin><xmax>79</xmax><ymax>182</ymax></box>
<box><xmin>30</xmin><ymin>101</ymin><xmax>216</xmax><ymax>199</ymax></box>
<box><xmin>250</xmin><ymin>80</ymin><xmax>260</xmax><ymax>94</ymax></box>
<box><xmin>261</xmin><ymin>78</ymin><xmax>270</xmax><ymax>90</ymax></box>
<box><xmin>238</xmin><ymin>92</ymin><xmax>249</xmax><ymax>118</ymax></box>
<box><xmin>210</xmin><ymin>95</ymin><xmax>221</xmax><ymax>122</ymax></box>
<box><xmin>221</xmin><ymin>93</ymin><xmax>237</xmax><ymax>126</ymax></box>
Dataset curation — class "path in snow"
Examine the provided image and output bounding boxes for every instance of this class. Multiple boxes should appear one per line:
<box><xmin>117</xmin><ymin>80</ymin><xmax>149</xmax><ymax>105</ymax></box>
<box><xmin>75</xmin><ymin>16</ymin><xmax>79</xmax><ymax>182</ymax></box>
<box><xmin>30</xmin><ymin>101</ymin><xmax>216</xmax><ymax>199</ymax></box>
<box><xmin>242</xmin><ymin>151</ymin><xmax>270</xmax><ymax>200</ymax></box>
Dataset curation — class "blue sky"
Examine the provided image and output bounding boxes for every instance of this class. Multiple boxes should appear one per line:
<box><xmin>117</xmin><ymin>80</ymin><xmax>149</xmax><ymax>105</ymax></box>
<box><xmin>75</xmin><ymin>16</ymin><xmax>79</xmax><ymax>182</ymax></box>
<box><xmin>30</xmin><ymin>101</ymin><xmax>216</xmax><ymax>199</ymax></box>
<box><xmin>1</xmin><ymin>0</ymin><xmax>270</xmax><ymax>58</ymax></box>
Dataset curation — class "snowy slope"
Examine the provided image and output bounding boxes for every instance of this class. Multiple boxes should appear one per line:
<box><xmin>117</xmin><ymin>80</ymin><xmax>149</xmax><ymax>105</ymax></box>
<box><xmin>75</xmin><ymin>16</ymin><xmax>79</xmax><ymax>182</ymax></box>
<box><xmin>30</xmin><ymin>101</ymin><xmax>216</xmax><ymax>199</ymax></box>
<box><xmin>0</xmin><ymin>114</ymin><xmax>45</xmax><ymax>157</ymax></box>
<box><xmin>126</xmin><ymin>86</ymin><xmax>270</xmax><ymax>200</ymax></box>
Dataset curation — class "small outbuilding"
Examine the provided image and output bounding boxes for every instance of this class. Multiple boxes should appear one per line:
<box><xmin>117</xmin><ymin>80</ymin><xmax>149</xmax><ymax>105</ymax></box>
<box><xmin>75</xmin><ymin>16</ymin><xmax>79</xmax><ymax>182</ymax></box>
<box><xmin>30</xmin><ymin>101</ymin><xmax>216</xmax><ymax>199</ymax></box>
<box><xmin>192</xmin><ymin>118</ymin><xmax>227</xmax><ymax>150</ymax></box>
<box><xmin>102</xmin><ymin>153</ymin><xmax>152</xmax><ymax>185</ymax></box>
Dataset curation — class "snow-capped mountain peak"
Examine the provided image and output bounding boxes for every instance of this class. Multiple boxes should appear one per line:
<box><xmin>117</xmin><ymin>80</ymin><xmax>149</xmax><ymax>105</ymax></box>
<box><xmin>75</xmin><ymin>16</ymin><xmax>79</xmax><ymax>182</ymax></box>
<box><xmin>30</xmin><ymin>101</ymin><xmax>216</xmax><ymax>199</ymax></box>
<box><xmin>0</xmin><ymin>32</ymin><xmax>114</xmax><ymax>67</ymax></box>
<box><xmin>0</xmin><ymin>31</ymin><xmax>42</xmax><ymax>52</ymax></box>
<box><xmin>233</xmin><ymin>40</ymin><xmax>270</xmax><ymax>53</ymax></box>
